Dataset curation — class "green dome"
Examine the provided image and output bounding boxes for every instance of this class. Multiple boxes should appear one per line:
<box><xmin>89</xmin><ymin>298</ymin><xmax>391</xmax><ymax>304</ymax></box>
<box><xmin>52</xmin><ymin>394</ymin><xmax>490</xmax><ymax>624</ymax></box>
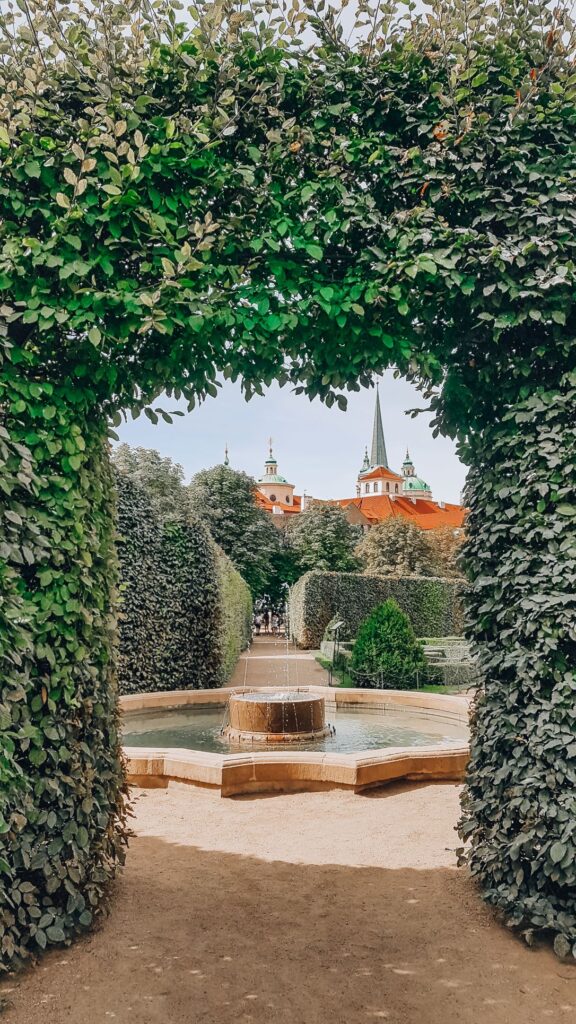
<box><xmin>403</xmin><ymin>477</ymin><xmax>430</xmax><ymax>491</ymax></box>
<box><xmin>259</xmin><ymin>473</ymin><xmax>288</xmax><ymax>484</ymax></box>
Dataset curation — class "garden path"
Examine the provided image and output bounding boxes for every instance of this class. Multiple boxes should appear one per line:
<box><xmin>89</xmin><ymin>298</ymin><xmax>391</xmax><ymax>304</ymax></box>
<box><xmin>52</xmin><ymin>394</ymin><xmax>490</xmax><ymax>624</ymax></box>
<box><xmin>229</xmin><ymin>634</ymin><xmax>329</xmax><ymax>688</ymax></box>
<box><xmin>2</xmin><ymin>783</ymin><xmax>571</xmax><ymax>1024</ymax></box>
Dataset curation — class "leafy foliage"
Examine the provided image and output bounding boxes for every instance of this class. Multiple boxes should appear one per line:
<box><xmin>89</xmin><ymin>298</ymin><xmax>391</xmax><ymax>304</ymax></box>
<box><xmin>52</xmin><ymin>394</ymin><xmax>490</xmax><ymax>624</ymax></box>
<box><xmin>287</xmin><ymin>503</ymin><xmax>360</xmax><ymax>573</ymax></box>
<box><xmin>188</xmin><ymin>464</ymin><xmax>279</xmax><ymax>597</ymax></box>
<box><xmin>426</xmin><ymin>526</ymin><xmax>466</xmax><ymax>580</ymax></box>
<box><xmin>350</xmin><ymin>600</ymin><xmax>426</xmax><ymax>689</ymax></box>
<box><xmin>215</xmin><ymin>547</ymin><xmax>254</xmax><ymax>681</ymax></box>
<box><xmin>356</xmin><ymin>518</ymin><xmax>437</xmax><ymax>576</ymax></box>
<box><xmin>459</xmin><ymin>374</ymin><xmax>576</xmax><ymax>953</ymax></box>
<box><xmin>0</xmin><ymin>391</ymin><xmax>127</xmax><ymax>971</ymax></box>
<box><xmin>288</xmin><ymin>570</ymin><xmax>463</xmax><ymax>648</ymax></box>
<box><xmin>113</xmin><ymin>444</ymin><xmax>188</xmax><ymax>522</ymax></box>
<box><xmin>116</xmin><ymin>471</ymin><xmax>251</xmax><ymax>693</ymax></box>
<box><xmin>0</xmin><ymin>0</ymin><xmax>575</xmax><ymax>962</ymax></box>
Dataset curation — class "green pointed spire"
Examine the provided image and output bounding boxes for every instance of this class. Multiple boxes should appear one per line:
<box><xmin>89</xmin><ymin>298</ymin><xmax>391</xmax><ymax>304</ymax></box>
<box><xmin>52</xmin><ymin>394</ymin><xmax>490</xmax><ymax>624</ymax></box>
<box><xmin>370</xmin><ymin>385</ymin><xmax>389</xmax><ymax>468</ymax></box>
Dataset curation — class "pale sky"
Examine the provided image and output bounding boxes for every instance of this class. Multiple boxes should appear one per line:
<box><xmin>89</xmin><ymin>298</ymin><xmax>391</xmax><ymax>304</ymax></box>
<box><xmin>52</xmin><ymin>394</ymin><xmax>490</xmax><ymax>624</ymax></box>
<box><xmin>114</xmin><ymin>372</ymin><xmax>467</xmax><ymax>504</ymax></box>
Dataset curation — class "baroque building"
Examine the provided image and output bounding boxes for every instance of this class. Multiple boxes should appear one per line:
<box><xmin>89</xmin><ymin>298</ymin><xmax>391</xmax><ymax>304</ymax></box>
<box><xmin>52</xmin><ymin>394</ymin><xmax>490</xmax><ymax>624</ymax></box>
<box><xmin>252</xmin><ymin>389</ymin><xmax>465</xmax><ymax>531</ymax></box>
<box><xmin>255</xmin><ymin>441</ymin><xmax>301</xmax><ymax>518</ymax></box>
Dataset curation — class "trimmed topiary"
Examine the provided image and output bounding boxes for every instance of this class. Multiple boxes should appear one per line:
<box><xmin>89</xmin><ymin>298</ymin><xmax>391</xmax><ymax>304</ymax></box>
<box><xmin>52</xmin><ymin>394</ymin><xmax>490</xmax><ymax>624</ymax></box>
<box><xmin>0</xmin><ymin>402</ymin><xmax>127</xmax><ymax>971</ymax></box>
<box><xmin>350</xmin><ymin>600</ymin><xmax>426</xmax><ymax>689</ymax></box>
<box><xmin>215</xmin><ymin>547</ymin><xmax>253</xmax><ymax>682</ymax></box>
<box><xmin>115</xmin><ymin>472</ymin><xmax>251</xmax><ymax>694</ymax></box>
<box><xmin>289</xmin><ymin>571</ymin><xmax>463</xmax><ymax>649</ymax></box>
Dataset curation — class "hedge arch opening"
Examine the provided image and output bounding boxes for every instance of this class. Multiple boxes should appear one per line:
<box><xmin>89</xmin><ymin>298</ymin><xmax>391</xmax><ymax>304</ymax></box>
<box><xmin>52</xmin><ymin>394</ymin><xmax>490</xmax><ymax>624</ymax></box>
<box><xmin>0</xmin><ymin>0</ymin><xmax>574</xmax><ymax>969</ymax></box>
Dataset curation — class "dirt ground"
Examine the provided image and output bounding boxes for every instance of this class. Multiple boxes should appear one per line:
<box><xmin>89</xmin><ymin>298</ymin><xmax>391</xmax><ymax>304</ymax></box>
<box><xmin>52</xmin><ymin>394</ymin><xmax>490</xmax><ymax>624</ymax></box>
<box><xmin>2</xmin><ymin>782</ymin><xmax>574</xmax><ymax>1024</ymax></box>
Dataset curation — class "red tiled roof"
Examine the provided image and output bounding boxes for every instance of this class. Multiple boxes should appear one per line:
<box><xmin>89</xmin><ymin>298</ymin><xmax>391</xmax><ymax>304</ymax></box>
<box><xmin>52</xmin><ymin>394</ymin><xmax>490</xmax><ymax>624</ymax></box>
<box><xmin>256</xmin><ymin>490</ymin><xmax>302</xmax><ymax>515</ymax></box>
<box><xmin>359</xmin><ymin>466</ymin><xmax>404</xmax><ymax>482</ymax></box>
<box><xmin>336</xmin><ymin>494</ymin><xmax>466</xmax><ymax>530</ymax></box>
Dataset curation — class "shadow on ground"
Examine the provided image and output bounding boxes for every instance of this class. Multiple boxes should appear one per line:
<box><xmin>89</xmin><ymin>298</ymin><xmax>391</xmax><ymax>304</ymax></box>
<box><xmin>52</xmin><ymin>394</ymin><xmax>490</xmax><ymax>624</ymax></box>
<box><xmin>2</xmin><ymin>831</ymin><xmax>572</xmax><ymax>1024</ymax></box>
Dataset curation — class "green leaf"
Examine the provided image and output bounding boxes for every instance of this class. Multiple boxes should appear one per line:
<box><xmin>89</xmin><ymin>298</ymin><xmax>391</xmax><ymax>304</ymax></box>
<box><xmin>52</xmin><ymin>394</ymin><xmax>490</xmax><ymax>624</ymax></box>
<box><xmin>419</xmin><ymin>259</ymin><xmax>437</xmax><ymax>276</ymax></box>
<box><xmin>550</xmin><ymin>841</ymin><xmax>566</xmax><ymax>863</ymax></box>
<box><xmin>77</xmin><ymin>826</ymin><xmax>89</xmax><ymax>848</ymax></box>
<box><xmin>25</xmin><ymin>160</ymin><xmax>41</xmax><ymax>178</ymax></box>
<box><xmin>305</xmin><ymin>244</ymin><xmax>323</xmax><ymax>260</ymax></box>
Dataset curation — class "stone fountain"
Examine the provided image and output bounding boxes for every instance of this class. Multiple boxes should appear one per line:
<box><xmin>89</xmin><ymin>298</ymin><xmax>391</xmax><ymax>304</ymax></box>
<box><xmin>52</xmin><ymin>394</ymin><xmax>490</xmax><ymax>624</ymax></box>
<box><xmin>224</xmin><ymin>691</ymin><xmax>331</xmax><ymax>744</ymax></box>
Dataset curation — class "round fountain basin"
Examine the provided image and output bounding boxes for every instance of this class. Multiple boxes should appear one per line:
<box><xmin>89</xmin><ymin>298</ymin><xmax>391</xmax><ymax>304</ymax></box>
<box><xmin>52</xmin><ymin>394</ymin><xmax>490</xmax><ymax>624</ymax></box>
<box><xmin>224</xmin><ymin>691</ymin><xmax>330</xmax><ymax>743</ymax></box>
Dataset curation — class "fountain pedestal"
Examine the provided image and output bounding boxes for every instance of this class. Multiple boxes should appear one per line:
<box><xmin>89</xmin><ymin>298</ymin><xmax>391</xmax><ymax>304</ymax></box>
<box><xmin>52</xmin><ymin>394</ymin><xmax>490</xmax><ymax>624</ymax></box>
<box><xmin>224</xmin><ymin>692</ymin><xmax>329</xmax><ymax>744</ymax></box>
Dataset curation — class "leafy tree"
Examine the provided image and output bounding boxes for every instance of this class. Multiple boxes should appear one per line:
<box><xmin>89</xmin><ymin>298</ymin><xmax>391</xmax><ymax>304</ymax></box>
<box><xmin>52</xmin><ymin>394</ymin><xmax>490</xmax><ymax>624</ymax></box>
<box><xmin>350</xmin><ymin>600</ymin><xmax>426</xmax><ymax>689</ymax></box>
<box><xmin>426</xmin><ymin>526</ymin><xmax>466</xmax><ymax>579</ymax></box>
<box><xmin>188</xmin><ymin>465</ymin><xmax>279</xmax><ymax>597</ymax></box>
<box><xmin>263</xmin><ymin>532</ymin><xmax>302</xmax><ymax>611</ymax></box>
<box><xmin>287</xmin><ymin>504</ymin><xmax>360</xmax><ymax>573</ymax></box>
<box><xmin>113</xmin><ymin>444</ymin><xmax>188</xmax><ymax>522</ymax></box>
<box><xmin>356</xmin><ymin>518</ymin><xmax>437</xmax><ymax>576</ymax></box>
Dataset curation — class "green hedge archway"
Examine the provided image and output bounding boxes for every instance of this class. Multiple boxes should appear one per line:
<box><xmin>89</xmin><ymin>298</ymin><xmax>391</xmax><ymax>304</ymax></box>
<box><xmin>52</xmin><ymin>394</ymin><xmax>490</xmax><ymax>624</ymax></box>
<box><xmin>0</xmin><ymin>0</ymin><xmax>574</xmax><ymax>967</ymax></box>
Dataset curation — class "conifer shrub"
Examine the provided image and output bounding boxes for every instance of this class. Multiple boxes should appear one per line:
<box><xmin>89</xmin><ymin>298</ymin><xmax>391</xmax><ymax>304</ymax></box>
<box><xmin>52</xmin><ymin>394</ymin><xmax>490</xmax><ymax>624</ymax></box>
<box><xmin>350</xmin><ymin>600</ymin><xmax>427</xmax><ymax>689</ymax></box>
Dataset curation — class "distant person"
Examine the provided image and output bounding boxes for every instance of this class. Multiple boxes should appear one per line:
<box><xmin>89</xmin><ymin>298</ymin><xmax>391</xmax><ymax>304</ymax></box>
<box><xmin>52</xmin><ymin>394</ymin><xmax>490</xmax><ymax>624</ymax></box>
<box><xmin>254</xmin><ymin>615</ymin><xmax>261</xmax><ymax>636</ymax></box>
<box><xmin>272</xmin><ymin>613</ymin><xmax>280</xmax><ymax>635</ymax></box>
<box><xmin>263</xmin><ymin>609</ymin><xmax>270</xmax><ymax>633</ymax></box>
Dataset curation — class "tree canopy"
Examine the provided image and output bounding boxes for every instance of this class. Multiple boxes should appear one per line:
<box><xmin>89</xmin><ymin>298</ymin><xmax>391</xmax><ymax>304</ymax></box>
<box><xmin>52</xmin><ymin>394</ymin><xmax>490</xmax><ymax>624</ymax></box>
<box><xmin>1</xmin><ymin>0</ymin><xmax>574</xmax><ymax>434</ymax></box>
<box><xmin>188</xmin><ymin>463</ymin><xmax>279</xmax><ymax>596</ymax></box>
<box><xmin>356</xmin><ymin>518</ymin><xmax>437</xmax><ymax>577</ymax></box>
<box><xmin>287</xmin><ymin>503</ymin><xmax>360</xmax><ymax>573</ymax></box>
<box><xmin>112</xmin><ymin>443</ymin><xmax>188</xmax><ymax>521</ymax></box>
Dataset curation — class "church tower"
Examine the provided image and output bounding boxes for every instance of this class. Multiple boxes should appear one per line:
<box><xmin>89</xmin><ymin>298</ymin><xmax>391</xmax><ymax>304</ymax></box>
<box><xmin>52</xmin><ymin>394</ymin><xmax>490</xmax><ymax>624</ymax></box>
<box><xmin>370</xmin><ymin>385</ymin><xmax>389</xmax><ymax>469</ymax></box>
<box><xmin>257</xmin><ymin>440</ymin><xmax>296</xmax><ymax>506</ymax></box>
<box><xmin>357</xmin><ymin>386</ymin><xmax>404</xmax><ymax>497</ymax></box>
<box><xmin>402</xmin><ymin>449</ymin><xmax>433</xmax><ymax>499</ymax></box>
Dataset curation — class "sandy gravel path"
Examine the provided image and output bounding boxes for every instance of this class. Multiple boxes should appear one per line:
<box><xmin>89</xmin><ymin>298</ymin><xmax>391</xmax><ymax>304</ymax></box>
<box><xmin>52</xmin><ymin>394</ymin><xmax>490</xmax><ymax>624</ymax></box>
<box><xmin>2</xmin><ymin>782</ymin><xmax>573</xmax><ymax>1024</ymax></box>
<box><xmin>229</xmin><ymin>635</ymin><xmax>329</xmax><ymax>687</ymax></box>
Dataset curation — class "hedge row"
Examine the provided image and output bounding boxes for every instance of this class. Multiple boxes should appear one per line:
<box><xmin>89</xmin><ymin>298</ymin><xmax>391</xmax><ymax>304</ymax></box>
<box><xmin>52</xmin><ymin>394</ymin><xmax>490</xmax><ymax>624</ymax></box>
<box><xmin>459</xmin><ymin>373</ymin><xmax>576</xmax><ymax>955</ymax></box>
<box><xmin>288</xmin><ymin>570</ymin><xmax>464</xmax><ymax>649</ymax></box>
<box><xmin>215</xmin><ymin>547</ymin><xmax>253</xmax><ymax>682</ymax></box>
<box><xmin>0</xmin><ymin>401</ymin><xmax>127</xmax><ymax>972</ymax></box>
<box><xmin>116</xmin><ymin>474</ymin><xmax>252</xmax><ymax>694</ymax></box>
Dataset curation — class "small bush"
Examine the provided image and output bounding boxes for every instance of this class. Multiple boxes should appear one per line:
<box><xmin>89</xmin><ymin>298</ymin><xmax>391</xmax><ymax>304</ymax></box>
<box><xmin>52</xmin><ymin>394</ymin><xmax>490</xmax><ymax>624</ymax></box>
<box><xmin>350</xmin><ymin>600</ymin><xmax>427</xmax><ymax>689</ymax></box>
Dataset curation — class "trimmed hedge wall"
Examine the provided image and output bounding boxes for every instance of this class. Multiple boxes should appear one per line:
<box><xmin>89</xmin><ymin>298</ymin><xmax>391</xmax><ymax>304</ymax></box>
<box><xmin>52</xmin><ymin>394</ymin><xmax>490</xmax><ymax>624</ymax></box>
<box><xmin>459</xmin><ymin>374</ymin><xmax>576</xmax><ymax>955</ymax></box>
<box><xmin>288</xmin><ymin>570</ymin><xmax>464</xmax><ymax>649</ymax></box>
<box><xmin>0</xmin><ymin>403</ymin><xmax>127</xmax><ymax>972</ymax></box>
<box><xmin>215</xmin><ymin>547</ymin><xmax>253</xmax><ymax>682</ymax></box>
<box><xmin>116</xmin><ymin>475</ymin><xmax>251</xmax><ymax>693</ymax></box>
